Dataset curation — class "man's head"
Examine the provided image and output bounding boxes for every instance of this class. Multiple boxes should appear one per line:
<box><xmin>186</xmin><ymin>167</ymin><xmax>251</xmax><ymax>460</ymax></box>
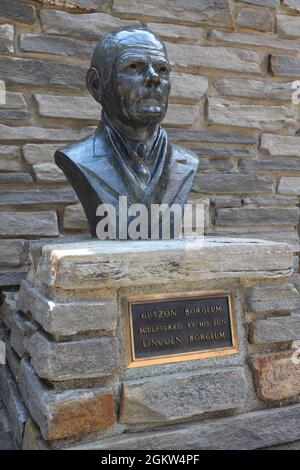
<box><xmin>87</xmin><ymin>26</ymin><xmax>171</xmax><ymax>134</ymax></box>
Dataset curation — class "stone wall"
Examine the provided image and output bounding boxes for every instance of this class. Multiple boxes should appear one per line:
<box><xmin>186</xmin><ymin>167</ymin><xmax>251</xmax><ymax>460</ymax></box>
<box><xmin>0</xmin><ymin>0</ymin><xmax>300</xmax><ymax>291</ymax></box>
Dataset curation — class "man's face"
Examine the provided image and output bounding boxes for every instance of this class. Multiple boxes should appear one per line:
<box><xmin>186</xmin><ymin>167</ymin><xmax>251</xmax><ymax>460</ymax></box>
<box><xmin>103</xmin><ymin>31</ymin><xmax>171</xmax><ymax>129</ymax></box>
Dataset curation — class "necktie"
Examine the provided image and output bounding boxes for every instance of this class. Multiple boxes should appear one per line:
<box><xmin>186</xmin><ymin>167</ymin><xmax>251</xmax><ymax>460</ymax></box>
<box><xmin>136</xmin><ymin>144</ymin><xmax>150</xmax><ymax>185</ymax></box>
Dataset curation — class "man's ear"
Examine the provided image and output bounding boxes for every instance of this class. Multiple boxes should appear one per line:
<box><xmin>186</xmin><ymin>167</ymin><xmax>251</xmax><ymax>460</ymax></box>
<box><xmin>86</xmin><ymin>67</ymin><xmax>102</xmax><ymax>103</ymax></box>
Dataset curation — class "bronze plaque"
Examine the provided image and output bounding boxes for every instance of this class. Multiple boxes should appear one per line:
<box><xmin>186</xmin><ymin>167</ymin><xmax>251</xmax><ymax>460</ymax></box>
<box><xmin>126</xmin><ymin>292</ymin><xmax>238</xmax><ymax>368</ymax></box>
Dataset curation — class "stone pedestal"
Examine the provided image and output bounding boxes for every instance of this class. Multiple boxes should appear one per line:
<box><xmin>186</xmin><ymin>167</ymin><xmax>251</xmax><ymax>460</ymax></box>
<box><xmin>2</xmin><ymin>237</ymin><xmax>300</xmax><ymax>450</ymax></box>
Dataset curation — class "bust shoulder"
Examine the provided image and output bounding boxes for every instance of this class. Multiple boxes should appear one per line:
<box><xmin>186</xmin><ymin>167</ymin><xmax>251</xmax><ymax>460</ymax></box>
<box><xmin>55</xmin><ymin>124</ymin><xmax>110</xmax><ymax>167</ymax></box>
<box><xmin>55</xmin><ymin>134</ymin><xmax>95</xmax><ymax>167</ymax></box>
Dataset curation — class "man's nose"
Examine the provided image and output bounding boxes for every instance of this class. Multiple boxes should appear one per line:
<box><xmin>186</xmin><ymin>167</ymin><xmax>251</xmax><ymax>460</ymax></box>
<box><xmin>145</xmin><ymin>65</ymin><xmax>161</xmax><ymax>87</ymax></box>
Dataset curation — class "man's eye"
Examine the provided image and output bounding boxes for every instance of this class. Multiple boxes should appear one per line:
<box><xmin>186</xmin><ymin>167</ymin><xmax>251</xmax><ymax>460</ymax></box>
<box><xmin>127</xmin><ymin>62</ymin><xmax>143</xmax><ymax>71</ymax></box>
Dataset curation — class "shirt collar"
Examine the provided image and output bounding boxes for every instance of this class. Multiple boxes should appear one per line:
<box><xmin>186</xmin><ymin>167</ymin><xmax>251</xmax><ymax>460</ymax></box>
<box><xmin>101</xmin><ymin>111</ymin><xmax>159</xmax><ymax>164</ymax></box>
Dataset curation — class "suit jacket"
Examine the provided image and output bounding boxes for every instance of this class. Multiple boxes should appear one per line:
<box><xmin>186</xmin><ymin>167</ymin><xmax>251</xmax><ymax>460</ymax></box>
<box><xmin>55</xmin><ymin>122</ymin><xmax>199</xmax><ymax>237</ymax></box>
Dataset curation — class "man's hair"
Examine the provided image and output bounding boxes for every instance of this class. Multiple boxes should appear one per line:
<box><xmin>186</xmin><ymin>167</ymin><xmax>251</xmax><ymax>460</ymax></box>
<box><xmin>90</xmin><ymin>26</ymin><xmax>167</xmax><ymax>96</ymax></box>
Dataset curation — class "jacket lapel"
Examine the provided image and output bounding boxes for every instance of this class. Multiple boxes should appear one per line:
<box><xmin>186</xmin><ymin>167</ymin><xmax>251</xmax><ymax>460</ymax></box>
<box><xmin>161</xmin><ymin>145</ymin><xmax>197</xmax><ymax>206</ymax></box>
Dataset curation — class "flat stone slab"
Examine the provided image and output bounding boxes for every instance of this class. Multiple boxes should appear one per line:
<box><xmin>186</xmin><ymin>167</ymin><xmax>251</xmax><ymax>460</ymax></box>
<box><xmin>0</xmin><ymin>400</ymin><xmax>15</xmax><ymax>450</ymax></box>
<box><xmin>69</xmin><ymin>402</ymin><xmax>300</xmax><ymax>450</ymax></box>
<box><xmin>35</xmin><ymin>238</ymin><xmax>293</xmax><ymax>290</ymax></box>
<box><xmin>121</xmin><ymin>368</ymin><xmax>247</xmax><ymax>425</ymax></box>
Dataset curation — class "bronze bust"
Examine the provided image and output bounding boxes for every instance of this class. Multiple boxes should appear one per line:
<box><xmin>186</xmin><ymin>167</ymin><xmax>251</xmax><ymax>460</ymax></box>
<box><xmin>55</xmin><ymin>26</ymin><xmax>199</xmax><ymax>238</ymax></box>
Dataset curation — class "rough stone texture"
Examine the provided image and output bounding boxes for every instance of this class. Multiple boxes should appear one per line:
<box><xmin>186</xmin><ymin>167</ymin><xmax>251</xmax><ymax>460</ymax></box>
<box><xmin>239</xmin><ymin>159</ymin><xmax>300</xmax><ymax>171</ymax></box>
<box><xmin>0</xmin><ymin>365</ymin><xmax>28</xmax><ymax>446</ymax></box>
<box><xmin>239</xmin><ymin>0</ymin><xmax>278</xmax><ymax>7</ymax></box>
<box><xmin>10</xmin><ymin>312</ymin><xmax>37</xmax><ymax>358</ymax></box>
<box><xmin>0</xmin><ymin>146</ymin><xmax>22</xmax><ymax>171</ymax></box>
<box><xmin>0</xmin><ymin>125</ymin><xmax>95</xmax><ymax>142</ymax></box>
<box><xmin>278</xmin><ymin>177</ymin><xmax>300</xmax><ymax>195</ymax></box>
<box><xmin>5</xmin><ymin>344</ymin><xmax>21</xmax><ymax>385</ymax></box>
<box><xmin>0</xmin><ymin>189</ymin><xmax>77</xmax><ymax>206</ymax></box>
<box><xmin>35</xmin><ymin>94</ymin><xmax>100</xmax><ymax>120</ymax></box>
<box><xmin>20</xmin><ymin>34</ymin><xmax>96</xmax><ymax>58</ymax></box>
<box><xmin>192</xmin><ymin>145</ymin><xmax>255</xmax><ymax>160</ymax></box>
<box><xmin>207</xmin><ymin>98</ymin><xmax>294</xmax><ymax>131</ymax></box>
<box><xmin>0</xmin><ymin>92</ymin><xmax>29</xmax><ymax>121</ymax></box>
<box><xmin>19</xmin><ymin>359</ymin><xmax>116</xmax><ymax>441</ymax></box>
<box><xmin>0</xmin><ymin>212</ymin><xmax>59</xmax><ymax>237</ymax></box>
<box><xmin>245</xmin><ymin>284</ymin><xmax>299</xmax><ymax>313</ymax></box>
<box><xmin>209</xmin><ymin>29</ymin><xmax>300</xmax><ymax>53</ymax></box>
<box><xmin>0</xmin><ymin>292</ymin><xmax>18</xmax><ymax>331</ymax></box>
<box><xmin>0</xmin><ymin>173</ymin><xmax>32</xmax><ymax>184</ymax></box>
<box><xmin>35</xmin><ymin>238</ymin><xmax>293</xmax><ymax>290</ymax></box>
<box><xmin>70</xmin><ymin>403</ymin><xmax>300</xmax><ymax>450</ymax></box>
<box><xmin>170</xmin><ymin>73</ymin><xmax>208</xmax><ymax>103</ymax></box>
<box><xmin>0</xmin><ymin>240</ymin><xmax>27</xmax><ymax>267</ymax></box>
<box><xmin>22</xmin><ymin>418</ymin><xmax>49</xmax><ymax>450</ymax></box>
<box><xmin>41</xmin><ymin>9</ymin><xmax>139</xmax><ymax>39</ymax></box>
<box><xmin>32</xmin><ymin>163</ymin><xmax>67</xmax><ymax>184</ymax></box>
<box><xmin>197</xmin><ymin>157</ymin><xmax>234</xmax><ymax>171</ymax></box>
<box><xmin>271</xmin><ymin>55</ymin><xmax>300</xmax><ymax>77</ymax></box>
<box><xmin>235</xmin><ymin>7</ymin><xmax>274</xmax><ymax>32</ymax></box>
<box><xmin>214</xmin><ymin>78</ymin><xmax>294</xmax><ymax>101</ymax></box>
<box><xmin>63</xmin><ymin>204</ymin><xmax>89</xmax><ymax>231</ymax></box>
<box><xmin>168</xmin><ymin>128</ymin><xmax>256</xmax><ymax>145</ymax></box>
<box><xmin>215</xmin><ymin>208</ymin><xmax>299</xmax><ymax>226</ymax></box>
<box><xmin>121</xmin><ymin>368</ymin><xmax>247</xmax><ymax>425</ymax></box>
<box><xmin>264</xmin><ymin>440</ymin><xmax>300</xmax><ymax>450</ymax></box>
<box><xmin>0</xmin><ymin>402</ymin><xmax>15</xmax><ymax>450</ymax></box>
<box><xmin>260</xmin><ymin>134</ymin><xmax>300</xmax><ymax>158</ymax></box>
<box><xmin>18</xmin><ymin>281</ymin><xmax>117</xmax><ymax>337</ymax></box>
<box><xmin>22</xmin><ymin>144</ymin><xmax>60</xmax><ymax>165</ymax></box>
<box><xmin>36</xmin><ymin>0</ymin><xmax>105</xmax><ymax>10</ymax></box>
<box><xmin>27</xmin><ymin>331</ymin><xmax>118</xmax><ymax>381</ymax></box>
<box><xmin>147</xmin><ymin>23</ymin><xmax>204</xmax><ymax>43</ymax></box>
<box><xmin>193</xmin><ymin>173</ymin><xmax>273</xmax><ymax>194</ymax></box>
<box><xmin>277</xmin><ymin>14</ymin><xmax>300</xmax><ymax>38</ymax></box>
<box><xmin>0</xmin><ymin>57</ymin><xmax>86</xmax><ymax>89</ymax></box>
<box><xmin>250</xmin><ymin>315</ymin><xmax>300</xmax><ymax>344</ymax></box>
<box><xmin>0</xmin><ymin>1</ymin><xmax>36</xmax><ymax>25</ymax></box>
<box><xmin>167</xmin><ymin>43</ymin><xmax>264</xmax><ymax>73</ymax></box>
<box><xmin>251</xmin><ymin>351</ymin><xmax>300</xmax><ymax>401</ymax></box>
<box><xmin>0</xmin><ymin>270</ymin><xmax>28</xmax><ymax>287</ymax></box>
<box><xmin>165</xmin><ymin>103</ymin><xmax>199</xmax><ymax>127</ymax></box>
<box><xmin>113</xmin><ymin>0</ymin><xmax>233</xmax><ymax>27</ymax></box>
<box><xmin>212</xmin><ymin>229</ymin><xmax>299</xmax><ymax>252</ymax></box>
<box><xmin>0</xmin><ymin>25</ymin><xmax>14</xmax><ymax>54</ymax></box>
<box><xmin>282</xmin><ymin>0</ymin><xmax>300</xmax><ymax>13</ymax></box>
